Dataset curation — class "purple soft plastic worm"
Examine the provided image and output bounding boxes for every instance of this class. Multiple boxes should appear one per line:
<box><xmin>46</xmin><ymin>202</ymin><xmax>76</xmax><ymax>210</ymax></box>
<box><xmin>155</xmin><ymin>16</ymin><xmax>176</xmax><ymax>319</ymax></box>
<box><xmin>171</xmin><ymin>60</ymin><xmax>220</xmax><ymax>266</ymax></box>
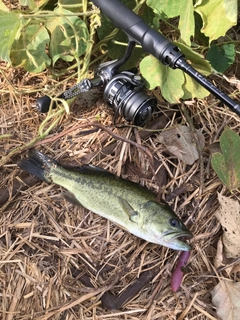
<box><xmin>171</xmin><ymin>251</ymin><xmax>190</xmax><ymax>292</ymax></box>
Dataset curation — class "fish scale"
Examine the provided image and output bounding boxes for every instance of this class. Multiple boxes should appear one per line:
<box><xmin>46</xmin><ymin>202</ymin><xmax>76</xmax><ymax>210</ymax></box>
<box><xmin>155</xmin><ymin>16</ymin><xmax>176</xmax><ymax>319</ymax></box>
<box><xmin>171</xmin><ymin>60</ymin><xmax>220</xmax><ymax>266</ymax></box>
<box><xmin>18</xmin><ymin>150</ymin><xmax>192</xmax><ymax>251</ymax></box>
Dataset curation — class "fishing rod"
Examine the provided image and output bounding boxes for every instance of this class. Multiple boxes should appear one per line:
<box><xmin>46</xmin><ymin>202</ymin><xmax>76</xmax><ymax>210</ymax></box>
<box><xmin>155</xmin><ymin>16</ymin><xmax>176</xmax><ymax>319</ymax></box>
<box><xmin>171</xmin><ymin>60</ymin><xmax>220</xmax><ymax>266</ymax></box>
<box><xmin>36</xmin><ymin>0</ymin><xmax>240</xmax><ymax>126</ymax></box>
<box><xmin>91</xmin><ymin>0</ymin><xmax>240</xmax><ymax>113</ymax></box>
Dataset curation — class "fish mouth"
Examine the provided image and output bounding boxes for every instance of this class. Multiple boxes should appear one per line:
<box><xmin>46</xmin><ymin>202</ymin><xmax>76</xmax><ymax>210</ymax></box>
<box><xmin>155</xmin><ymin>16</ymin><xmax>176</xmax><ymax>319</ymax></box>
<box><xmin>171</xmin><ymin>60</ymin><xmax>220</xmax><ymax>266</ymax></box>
<box><xmin>163</xmin><ymin>231</ymin><xmax>193</xmax><ymax>251</ymax></box>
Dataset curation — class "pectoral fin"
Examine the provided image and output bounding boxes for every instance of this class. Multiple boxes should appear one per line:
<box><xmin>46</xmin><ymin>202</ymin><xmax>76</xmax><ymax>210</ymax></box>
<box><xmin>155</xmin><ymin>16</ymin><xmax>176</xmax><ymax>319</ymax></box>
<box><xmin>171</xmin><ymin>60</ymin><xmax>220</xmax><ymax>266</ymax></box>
<box><xmin>118</xmin><ymin>197</ymin><xmax>139</xmax><ymax>223</ymax></box>
<box><xmin>62</xmin><ymin>191</ymin><xmax>83</xmax><ymax>207</ymax></box>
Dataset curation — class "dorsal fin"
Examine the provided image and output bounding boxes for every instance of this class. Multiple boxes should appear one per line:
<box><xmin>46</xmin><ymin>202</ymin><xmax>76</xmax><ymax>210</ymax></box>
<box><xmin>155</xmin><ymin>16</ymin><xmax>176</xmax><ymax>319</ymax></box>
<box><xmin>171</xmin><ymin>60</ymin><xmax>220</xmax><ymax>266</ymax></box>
<box><xmin>81</xmin><ymin>164</ymin><xmax>109</xmax><ymax>173</ymax></box>
<box><xmin>64</xmin><ymin>164</ymin><xmax>115</xmax><ymax>176</ymax></box>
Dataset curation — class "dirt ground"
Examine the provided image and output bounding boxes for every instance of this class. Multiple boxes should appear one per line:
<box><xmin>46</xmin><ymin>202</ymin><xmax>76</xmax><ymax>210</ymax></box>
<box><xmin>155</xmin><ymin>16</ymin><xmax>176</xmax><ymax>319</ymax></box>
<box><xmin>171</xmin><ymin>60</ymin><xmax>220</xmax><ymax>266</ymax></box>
<box><xmin>1</xmin><ymin>19</ymin><xmax>240</xmax><ymax>320</ymax></box>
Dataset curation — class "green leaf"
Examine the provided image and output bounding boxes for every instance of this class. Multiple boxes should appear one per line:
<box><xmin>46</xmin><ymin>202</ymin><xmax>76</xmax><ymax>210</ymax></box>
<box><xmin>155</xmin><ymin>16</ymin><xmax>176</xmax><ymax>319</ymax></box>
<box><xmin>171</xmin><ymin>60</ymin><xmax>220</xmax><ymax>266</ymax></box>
<box><xmin>194</xmin><ymin>0</ymin><xmax>237</xmax><ymax>42</ymax></box>
<box><xmin>96</xmin><ymin>15</ymin><xmax>114</xmax><ymax>41</ymax></box>
<box><xmin>45</xmin><ymin>7</ymin><xmax>89</xmax><ymax>65</ymax></box>
<box><xmin>146</xmin><ymin>0</ymin><xmax>181</xmax><ymax>17</ymax></box>
<box><xmin>194</xmin><ymin>11</ymin><xmax>209</xmax><ymax>46</ymax></box>
<box><xmin>10</xmin><ymin>21</ymin><xmax>51</xmax><ymax>73</ymax></box>
<box><xmin>182</xmin><ymin>74</ymin><xmax>210</xmax><ymax>100</ymax></box>
<box><xmin>60</xmin><ymin>0</ymin><xmax>83</xmax><ymax>12</ymax></box>
<box><xmin>19</xmin><ymin>0</ymin><xmax>36</xmax><ymax>10</ymax></box>
<box><xmin>0</xmin><ymin>0</ymin><xmax>9</xmax><ymax>11</ymax></box>
<box><xmin>33</xmin><ymin>0</ymin><xmax>57</xmax><ymax>11</ymax></box>
<box><xmin>176</xmin><ymin>41</ymin><xmax>211</xmax><ymax>99</ymax></box>
<box><xmin>179</xmin><ymin>1</ymin><xmax>195</xmax><ymax>46</ymax></box>
<box><xmin>223</xmin><ymin>0</ymin><xmax>238</xmax><ymax>22</ymax></box>
<box><xmin>176</xmin><ymin>41</ymin><xmax>212</xmax><ymax>76</ymax></box>
<box><xmin>211</xmin><ymin>127</ymin><xmax>240</xmax><ymax>191</ymax></box>
<box><xmin>146</xmin><ymin>0</ymin><xmax>195</xmax><ymax>46</ymax></box>
<box><xmin>0</xmin><ymin>11</ymin><xmax>20</xmax><ymax>62</ymax></box>
<box><xmin>140</xmin><ymin>55</ymin><xmax>185</xmax><ymax>103</ymax></box>
<box><xmin>206</xmin><ymin>44</ymin><xmax>235</xmax><ymax>73</ymax></box>
<box><xmin>140</xmin><ymin>42</ymin><xmax>211</xmax><ymax>102</ymax></box>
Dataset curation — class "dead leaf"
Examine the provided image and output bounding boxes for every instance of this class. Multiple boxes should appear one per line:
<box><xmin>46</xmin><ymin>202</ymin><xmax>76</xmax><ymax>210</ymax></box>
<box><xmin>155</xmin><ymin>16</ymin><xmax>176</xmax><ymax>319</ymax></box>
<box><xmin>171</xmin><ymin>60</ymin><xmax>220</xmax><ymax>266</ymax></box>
<box><xmin>231</xmin><ymin>262</ymin><xmax>240</xmax><ymax>273</ymax></box>
<box><xmin>215</xmin><ymin>193</ymin><xmax>240</xmax><ymax>258</ymax></box>
<box><xmin>211</xmin><ymin>127</ymin><xmax>240</xmax><ymax>191</ymax></box>
<box><xmin>214</xmin><ymin>238</ymin><xmax>238</xmax><ymax>275</ymax></box>
<box><xmin>211</xmin><ymin>280</ymin><xmax>240</xmax><ymax>320</ymax></box>
<box><xmin>214</xmin><ymin>238</ymin><xmax>225</xmax><ymax>269</ymax></box>
<box><xmin>158</xmin><ymin>125</ymin><xmax>205</xmax><ymax>165</ymax></box>
<box><xmin>223</xmin><ymin>75</ymin><xmax>240</xmax><ymax>91</ymax></box>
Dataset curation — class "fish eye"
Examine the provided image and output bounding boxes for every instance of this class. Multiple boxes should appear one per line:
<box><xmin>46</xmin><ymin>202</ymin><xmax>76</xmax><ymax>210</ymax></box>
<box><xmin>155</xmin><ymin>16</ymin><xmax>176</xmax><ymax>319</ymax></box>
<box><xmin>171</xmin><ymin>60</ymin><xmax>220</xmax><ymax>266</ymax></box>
<box><xmin>170</xmin><ymin>218</ymin><xmax>180</xmax><ymax>227</ymax></box>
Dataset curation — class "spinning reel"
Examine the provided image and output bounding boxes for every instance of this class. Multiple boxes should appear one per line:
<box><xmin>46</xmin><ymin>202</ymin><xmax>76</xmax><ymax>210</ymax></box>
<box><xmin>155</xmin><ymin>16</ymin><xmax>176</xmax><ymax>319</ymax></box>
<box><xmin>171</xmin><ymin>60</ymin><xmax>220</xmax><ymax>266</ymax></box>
<box><xmin>36</xmin><ymin>41</ymin><xmax>157</xmax><ymax>126</ymax></box>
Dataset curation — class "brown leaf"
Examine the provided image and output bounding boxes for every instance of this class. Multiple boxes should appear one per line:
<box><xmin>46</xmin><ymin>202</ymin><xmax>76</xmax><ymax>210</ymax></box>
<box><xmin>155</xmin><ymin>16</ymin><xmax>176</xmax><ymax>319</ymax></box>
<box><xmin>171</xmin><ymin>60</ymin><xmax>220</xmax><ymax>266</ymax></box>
<box><xmin>215</xmin><ymin>194</ymin><xmax>240</xmax><ymax>258</ymax></box>
<box><xmin>211</xmin><ymin>280</ymin><xmax>240</xmax><ymax>320</ymax></box>
<box><xmin>214</xmin><ymin>238</ymin><xmax>225</xmax><ymax>269</ymax></box>
<box><xmin>223</xmin><ymin>75</ymin><xmax>240</xmax><ymax>91</ymax></box>
<box><xmin>214</xmin><ymin>238</ymin><xmax>238</xmax><ymax>275</ymax></box>
<box><xmin>231</xmin><ymin>263</ymin><xmax>240</xmax><ymax>274</ymax></box>
<box><xmin>158</xmin><ymin>125</ymin><xmax>205</xmax><ymax>165</ymax></box>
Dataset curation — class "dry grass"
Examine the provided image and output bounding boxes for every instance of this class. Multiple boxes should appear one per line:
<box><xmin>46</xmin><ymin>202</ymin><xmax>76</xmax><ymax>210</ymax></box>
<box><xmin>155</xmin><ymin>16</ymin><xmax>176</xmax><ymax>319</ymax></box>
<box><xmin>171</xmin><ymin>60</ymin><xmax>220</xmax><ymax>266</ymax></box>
<box><xmin>1</xmin><ymin>48</ymin><xmax>240</xmax><ymax>320</ymax></box>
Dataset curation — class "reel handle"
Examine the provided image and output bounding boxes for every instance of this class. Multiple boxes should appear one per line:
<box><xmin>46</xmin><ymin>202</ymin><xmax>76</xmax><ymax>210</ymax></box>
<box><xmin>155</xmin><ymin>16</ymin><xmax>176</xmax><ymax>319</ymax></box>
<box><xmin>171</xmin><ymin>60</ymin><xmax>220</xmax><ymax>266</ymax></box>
<box><xmin>36</xmin><ymin>95</ymin><xmax>54</xmax><ymax>113</ymax></box>
<box><xmin>35</xmin><ymin>78</ymin><xmax>100</xmax><ymax>113</ymax></box>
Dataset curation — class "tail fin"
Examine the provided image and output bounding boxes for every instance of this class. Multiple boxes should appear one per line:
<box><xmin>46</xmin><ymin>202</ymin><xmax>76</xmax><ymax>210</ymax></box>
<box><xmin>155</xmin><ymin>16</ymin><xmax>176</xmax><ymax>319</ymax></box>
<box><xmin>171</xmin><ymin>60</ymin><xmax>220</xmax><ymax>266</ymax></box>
<box><xmin>18</xmin><ymin>150</ymin><xmax>58</xmax><ymax>183</ymax></box>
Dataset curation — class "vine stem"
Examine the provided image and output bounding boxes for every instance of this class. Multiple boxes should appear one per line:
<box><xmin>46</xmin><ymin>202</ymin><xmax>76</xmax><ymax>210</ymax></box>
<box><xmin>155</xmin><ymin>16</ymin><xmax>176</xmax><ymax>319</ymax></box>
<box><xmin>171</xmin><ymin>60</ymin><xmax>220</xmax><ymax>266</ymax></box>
<box><xmin>18</xmin><ymin>11</ymin><xmax>97</xmax><ymax>19</ymax></box>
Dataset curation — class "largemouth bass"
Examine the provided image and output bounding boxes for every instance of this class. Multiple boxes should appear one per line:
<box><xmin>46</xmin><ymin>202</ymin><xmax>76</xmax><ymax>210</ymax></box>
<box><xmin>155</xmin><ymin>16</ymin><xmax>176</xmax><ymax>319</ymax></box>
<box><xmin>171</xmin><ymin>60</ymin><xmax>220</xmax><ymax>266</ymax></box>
<box><xmin>18</xmin><ymin>150</ymin><xmax>192</xmax><ymax>251</ymax></box>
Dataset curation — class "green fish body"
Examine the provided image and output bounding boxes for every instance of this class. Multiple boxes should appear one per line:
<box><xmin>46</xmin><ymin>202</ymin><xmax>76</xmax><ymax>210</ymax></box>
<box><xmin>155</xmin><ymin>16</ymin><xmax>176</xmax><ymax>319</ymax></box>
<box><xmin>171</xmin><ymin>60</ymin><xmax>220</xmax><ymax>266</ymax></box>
<box><xmin>18</xmin><ymin>150</ymin><xmax>192</xmax><ymax>251</ymax></box>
